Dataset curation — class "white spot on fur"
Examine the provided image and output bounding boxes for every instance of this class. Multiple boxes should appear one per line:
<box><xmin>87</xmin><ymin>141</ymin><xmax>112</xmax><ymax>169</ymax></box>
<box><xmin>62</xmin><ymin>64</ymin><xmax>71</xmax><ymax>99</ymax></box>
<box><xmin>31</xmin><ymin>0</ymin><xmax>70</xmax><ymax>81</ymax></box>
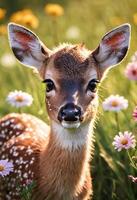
<box><xmin>5</xmin><ymin>120</ymin><xmax>10</xmax><ymax>126</ymax></box>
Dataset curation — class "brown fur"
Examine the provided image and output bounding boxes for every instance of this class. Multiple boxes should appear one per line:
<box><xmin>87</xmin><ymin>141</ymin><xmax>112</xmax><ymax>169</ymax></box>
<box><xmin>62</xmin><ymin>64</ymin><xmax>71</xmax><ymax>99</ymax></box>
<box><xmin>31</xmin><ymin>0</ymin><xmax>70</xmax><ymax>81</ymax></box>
<box><xmin>0</xmin><ymin>45</ymin><xmax>100</xmax><ymax>200</ymax></box>
<box><xmin>0</xmin><ymin>113</ymin><xmax>94</xmax><ymax>200</ymax></box>
<box><xmin>4</xmin><ymin>23</ymin><xmax>130</xmax><ymax>199</ymax></box>
<box><xmin>35</xmin><ymin>133</ymin><xmax>92</xmax><ymax>200</ymax></box>
<box><xmin>0</xmin><ymin>44</ymin><xmax>100</xmax><ymax>200</ymax></box>
<box><xmin>44</xmin><ymin>46</ymin><xmax>99</xmax><ymax>124</ymax></box>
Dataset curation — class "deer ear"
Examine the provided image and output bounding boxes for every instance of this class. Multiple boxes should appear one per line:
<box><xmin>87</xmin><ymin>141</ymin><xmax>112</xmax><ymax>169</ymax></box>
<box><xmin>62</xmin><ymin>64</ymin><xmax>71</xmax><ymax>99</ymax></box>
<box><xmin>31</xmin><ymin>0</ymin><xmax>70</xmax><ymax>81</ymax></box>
<box><xmin>8</xmin><ymin>23</ymin><xmax>51</xmax><ymax>69</ymax></box>
<box><xmin>92</xmin><ymin>24</ymin><xmax>131</xmax><ymax>71</ymax></box>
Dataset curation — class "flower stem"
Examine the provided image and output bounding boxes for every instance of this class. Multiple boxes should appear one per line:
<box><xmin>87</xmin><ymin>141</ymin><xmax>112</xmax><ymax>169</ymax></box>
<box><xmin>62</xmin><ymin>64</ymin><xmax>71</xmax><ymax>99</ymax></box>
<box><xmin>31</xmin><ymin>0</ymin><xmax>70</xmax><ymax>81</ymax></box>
<box><xmin>18</xmin><ymin>107</ymin><xmax>22</xmax><ymax>114</ymax></box>
<box><xmin>115</xmin><ymin>112</ymin><xmax>120</xmax><ymax>132</ymax></box>
<box><xmin>127</xmin><ymin>150</ymin><xmax>137</xmax><ymax>170</ymax></box>
<box><xmin>52</xmin><ymin>18</ymin><xmax>58</xmax><ymax>45</ymax></box>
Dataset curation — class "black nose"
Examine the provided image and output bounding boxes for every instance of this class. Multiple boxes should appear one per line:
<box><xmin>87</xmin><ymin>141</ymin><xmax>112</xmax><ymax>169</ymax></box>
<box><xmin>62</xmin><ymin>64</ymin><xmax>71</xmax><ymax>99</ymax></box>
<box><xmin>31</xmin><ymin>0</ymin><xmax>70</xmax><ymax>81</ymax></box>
<box><xmin>58</xmin><ymin>103</ymin><xmax>82</xmax><ymax>122</ymax></box>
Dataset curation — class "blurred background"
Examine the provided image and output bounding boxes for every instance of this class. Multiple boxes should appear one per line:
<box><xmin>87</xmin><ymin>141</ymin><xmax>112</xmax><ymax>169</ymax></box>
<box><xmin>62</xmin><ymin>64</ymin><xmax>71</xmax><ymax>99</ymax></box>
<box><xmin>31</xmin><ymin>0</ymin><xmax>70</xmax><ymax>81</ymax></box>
<box><xmin>0</xmin><ymin>0</ymin><xmax>137</xmax><ymax>199</ymax></box>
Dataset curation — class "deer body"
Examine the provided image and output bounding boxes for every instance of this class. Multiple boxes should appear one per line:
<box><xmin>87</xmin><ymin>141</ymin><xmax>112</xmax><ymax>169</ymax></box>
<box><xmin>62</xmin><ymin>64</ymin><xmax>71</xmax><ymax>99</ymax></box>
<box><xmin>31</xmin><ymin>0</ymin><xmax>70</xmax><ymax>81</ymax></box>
<box><xmin>0</xmin><ymin>113</ymin><xmax>94</xmax><ymax>200</ymax></box>
<box><xmin>0</xmin><ymin>23</ymin><xmax>130</xmax><ymax>200</ymax></box>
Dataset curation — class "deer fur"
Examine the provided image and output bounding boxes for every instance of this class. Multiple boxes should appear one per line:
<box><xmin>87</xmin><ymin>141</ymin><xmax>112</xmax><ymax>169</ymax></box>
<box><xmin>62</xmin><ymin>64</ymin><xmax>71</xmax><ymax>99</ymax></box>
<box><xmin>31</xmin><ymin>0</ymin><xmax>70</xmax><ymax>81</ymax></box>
<box><xmin>0</xmin><ymin>23</ymin><xmax>130</xmax><ymax>200</ymax></box>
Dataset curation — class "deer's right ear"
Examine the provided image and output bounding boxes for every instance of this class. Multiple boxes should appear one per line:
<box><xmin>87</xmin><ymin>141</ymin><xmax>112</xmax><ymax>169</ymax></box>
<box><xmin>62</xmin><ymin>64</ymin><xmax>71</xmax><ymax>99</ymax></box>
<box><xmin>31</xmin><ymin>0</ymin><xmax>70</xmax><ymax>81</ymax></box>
<box><xmin>8</xmin><ymin>23</ymin><xmax>51</xmax><ymax>69</ymax></box>
<box><xmin>92</xmin><ymin>24</ymin><xmax>131</xmax><ymax>72</ymax></box>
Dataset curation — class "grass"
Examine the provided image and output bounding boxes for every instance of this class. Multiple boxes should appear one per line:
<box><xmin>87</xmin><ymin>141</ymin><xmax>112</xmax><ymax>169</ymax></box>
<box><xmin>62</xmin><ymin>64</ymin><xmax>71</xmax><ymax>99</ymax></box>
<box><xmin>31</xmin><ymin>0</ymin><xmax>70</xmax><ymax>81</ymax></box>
<box><xmin>0</xmin><ymin>0</ymin><xmax>137</xmax><ymax>199</ymax></box>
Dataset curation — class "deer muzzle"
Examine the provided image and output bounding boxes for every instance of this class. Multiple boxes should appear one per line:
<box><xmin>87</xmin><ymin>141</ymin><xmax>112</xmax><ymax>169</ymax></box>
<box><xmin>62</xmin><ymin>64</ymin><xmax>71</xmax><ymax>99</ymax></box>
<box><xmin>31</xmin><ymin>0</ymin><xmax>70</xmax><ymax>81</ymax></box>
<box><xmin>58</xmin><ymin>103</ymin><xmax>83</xmax><ymax>129</ymax></box>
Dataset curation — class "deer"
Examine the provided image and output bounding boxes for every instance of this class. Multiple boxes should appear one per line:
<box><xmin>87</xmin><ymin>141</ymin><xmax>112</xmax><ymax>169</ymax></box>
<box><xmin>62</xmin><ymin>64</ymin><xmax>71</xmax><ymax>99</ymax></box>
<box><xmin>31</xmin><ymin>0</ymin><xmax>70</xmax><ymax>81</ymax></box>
<box><xmin>0</xmin><ymin>23</ymin><xmax>130</xmax><ymax>200</ymax></box>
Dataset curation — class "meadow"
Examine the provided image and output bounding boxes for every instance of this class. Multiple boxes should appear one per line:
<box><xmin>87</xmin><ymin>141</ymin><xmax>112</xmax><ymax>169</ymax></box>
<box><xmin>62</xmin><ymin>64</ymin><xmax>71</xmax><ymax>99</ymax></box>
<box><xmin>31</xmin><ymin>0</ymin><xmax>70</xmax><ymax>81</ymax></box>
<box><xmin>0</xmin><ymin>0</ymin><xmax>137</xmax><ymax>199</ymax></box>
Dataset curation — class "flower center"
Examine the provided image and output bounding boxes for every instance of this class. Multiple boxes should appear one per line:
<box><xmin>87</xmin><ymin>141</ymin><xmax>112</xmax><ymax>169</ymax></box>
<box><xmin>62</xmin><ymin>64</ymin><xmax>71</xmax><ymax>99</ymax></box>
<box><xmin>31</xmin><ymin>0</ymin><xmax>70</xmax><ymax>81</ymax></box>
<box><xmin>121</xmin><ymin>138</ymin><xmax>128</xmax><ymax>145</ymax></box>
<box><xmin>0</xmin><ymin>165</ymin><xmax>5</xmax><ymax>171</ymax></box>
<box><xmin>15</xmin><ymin>95</ymin><xmax>24</xmax><ymax>102</ymax></box>
<box><xmin>132</xmin><ymin>69</ymin><xmax>137</xmax><ymax>76</ymax></box>
<box><xmin>111</xmin><ymin>101</ymin><xmax>119</xmax><ymax>107</ymax></box>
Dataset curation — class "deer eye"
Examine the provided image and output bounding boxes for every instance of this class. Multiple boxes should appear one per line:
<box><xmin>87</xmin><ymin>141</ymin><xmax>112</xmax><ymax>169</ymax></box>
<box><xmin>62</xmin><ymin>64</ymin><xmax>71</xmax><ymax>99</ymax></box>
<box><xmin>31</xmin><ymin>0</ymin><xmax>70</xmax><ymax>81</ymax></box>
<box><xmin>43</xmin><ymin>79</ymin><xmax>55</xmax><ymax>92</ymax></box>
<box><xmin>87</xmin><ymin>79</ymin><xmax>99</xmax><ymax>93</ymax></box>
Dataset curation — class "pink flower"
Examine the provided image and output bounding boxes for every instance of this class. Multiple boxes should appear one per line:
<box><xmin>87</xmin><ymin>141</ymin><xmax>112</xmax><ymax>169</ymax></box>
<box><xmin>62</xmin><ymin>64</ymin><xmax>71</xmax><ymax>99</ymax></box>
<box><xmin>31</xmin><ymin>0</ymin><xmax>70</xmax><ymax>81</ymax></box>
<box><xmin>125</xmin><ymin>62</ymin><xmax>137</xmax><ymax>81</ymax></box>
<box><xmin>112</xmin><ymin>131</ymin><xmax>136</xmax><ymax>151</ymax></box>
<box><xmin>0</xmin><ymin>159</ymin><xmax>14</xmax><ymax>177</ymax></box>
<box><xmin>133</xmin><ymin>107</ymin><xmax>137</xmax><ymax>122</ymax></box>
<box><xmin>102</xmin><ymin>95</ymin><xmax>128</xmax><ymax>112</ymax></box>
<box><xmin>131</xmin><ymin>51</ymin><xmax>137</xmax><ymax>62</ymax></box>
<box><xmin>128</xmin><ymin>175</ymin><xmax>137</xmax><ymax>183</ymax></box>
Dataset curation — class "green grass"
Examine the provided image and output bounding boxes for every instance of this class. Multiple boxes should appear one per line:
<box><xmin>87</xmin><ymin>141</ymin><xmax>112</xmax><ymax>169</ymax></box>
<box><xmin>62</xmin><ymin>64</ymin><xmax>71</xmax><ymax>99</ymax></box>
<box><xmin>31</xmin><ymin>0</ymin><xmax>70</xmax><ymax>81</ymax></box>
<box><xmin>0</xmin><ymin>0</ymin><xmax>137</xmax><ymax>199</ymax></box>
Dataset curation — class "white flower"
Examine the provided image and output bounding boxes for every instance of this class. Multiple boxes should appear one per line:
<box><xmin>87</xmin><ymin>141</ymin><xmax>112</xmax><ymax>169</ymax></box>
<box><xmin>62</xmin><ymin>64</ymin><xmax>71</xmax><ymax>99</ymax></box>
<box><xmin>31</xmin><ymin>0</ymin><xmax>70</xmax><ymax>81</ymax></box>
<box><xmin>125</xmin><ymin>62</ymin><xmax>137</xmax><ymax>81</ymax></box>
<box><xmin>131</xmin><ymin>51</ymin><xmax>137</xmax><ymax>62</ymax></box>
<box><xmin>0</xmin><ymin>159</ymin><xmax>14</xmax><ymax>177</ymax></box>
<box><xmin>0</xmin><ymin>53</ymin><xmax>16</xmax><ymax>68</ymax></box>
<box><xmin>112</xmin><ymin>131</ymin><xmax>136</xmax><ymax>151</ymax></box>
<box><xmin>6</xmin><ymin>90</ymin><xmax>33</xmax><ymax>108</ymax></box>
<box><xmin>66</xmin><ymin>26</ymin><xmax>80</xmax><ymax>39</ymax></box>
<box><xmin>102</xmin><ymin>95</ymin><xmax>128</xmax><ymax>112</ymax></box>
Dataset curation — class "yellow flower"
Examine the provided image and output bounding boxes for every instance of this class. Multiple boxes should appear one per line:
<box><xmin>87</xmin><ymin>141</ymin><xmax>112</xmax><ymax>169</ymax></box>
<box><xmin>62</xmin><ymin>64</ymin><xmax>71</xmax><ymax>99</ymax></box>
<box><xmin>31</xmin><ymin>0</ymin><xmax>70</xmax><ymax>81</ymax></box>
<box><xmin>133</xmin><ymin>13</ymin><xmax>137</xmax><ymax>25</ymax></box>
<box><xmin>0</xmin><ymin>8</ymin><xmax>6</xmax><ymax>20</ymax></box>
<box><xmin>21</xmin><ymin>13</ymin><xmax>39</xmax><ymax>29</ymax></box>
<box><xmin>20</xmin><ymin>9</ymin><xmax>32</xmax><ymax>15</ymax></box>
<box><xmin>110</xmin><ymin>16</ymin><xmax>123</xmax><ymax>26</ymax></box>
<box><xmin>44</xmin><ymin>4</ymin><xmax>64</xmax><ymax>17</ymax></box>
<box><xmin>0</xmin><ymin>25</ymin><xmax>7</xmax><ymax>35</ymax></box>
<box><xmin>10</xmin><ymin>9</ymin><xmax>39</xmax><ymax>29</ymax></box>
<box><xmin>10</xmin><ymin>11</ymin><xmax>22</xmax><ymax>23</ymax></box>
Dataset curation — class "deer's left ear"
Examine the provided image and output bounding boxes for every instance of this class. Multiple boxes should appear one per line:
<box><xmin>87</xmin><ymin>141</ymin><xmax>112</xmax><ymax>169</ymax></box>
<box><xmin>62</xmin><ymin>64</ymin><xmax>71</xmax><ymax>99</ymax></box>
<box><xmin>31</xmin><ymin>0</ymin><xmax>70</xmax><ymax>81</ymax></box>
<box><xmin>92</xmin><ymin>24</ymin><xmax>131</xmax><ymax>71</ymax></box>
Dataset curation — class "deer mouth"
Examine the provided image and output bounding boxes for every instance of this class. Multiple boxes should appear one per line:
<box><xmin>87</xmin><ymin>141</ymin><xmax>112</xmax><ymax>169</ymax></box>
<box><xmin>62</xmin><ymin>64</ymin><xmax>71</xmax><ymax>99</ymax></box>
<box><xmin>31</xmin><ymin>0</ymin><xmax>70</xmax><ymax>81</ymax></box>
<box><xmin>61</xmin><ymin>120</ymin><xmax>81</xmax><ymax>129</ymax></box>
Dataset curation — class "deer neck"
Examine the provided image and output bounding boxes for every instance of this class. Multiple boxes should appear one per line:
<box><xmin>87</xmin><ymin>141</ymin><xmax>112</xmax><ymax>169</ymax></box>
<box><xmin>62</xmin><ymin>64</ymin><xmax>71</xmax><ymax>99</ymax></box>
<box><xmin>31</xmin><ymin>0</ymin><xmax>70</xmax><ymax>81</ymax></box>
<box><xmin>39</xmin><ymin>120</ymin><xmax>95</xmax><ymax>198</ymax></box>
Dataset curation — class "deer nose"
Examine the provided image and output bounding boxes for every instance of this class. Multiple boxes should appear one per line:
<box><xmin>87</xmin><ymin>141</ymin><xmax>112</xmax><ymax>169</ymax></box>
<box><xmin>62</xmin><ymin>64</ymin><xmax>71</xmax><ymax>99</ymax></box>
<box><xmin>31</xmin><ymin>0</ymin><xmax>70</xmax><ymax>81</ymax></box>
<box><xmin>58</xmin><ymin>103</ymin><xmax>82</xmax><ymax>122</ymax></box>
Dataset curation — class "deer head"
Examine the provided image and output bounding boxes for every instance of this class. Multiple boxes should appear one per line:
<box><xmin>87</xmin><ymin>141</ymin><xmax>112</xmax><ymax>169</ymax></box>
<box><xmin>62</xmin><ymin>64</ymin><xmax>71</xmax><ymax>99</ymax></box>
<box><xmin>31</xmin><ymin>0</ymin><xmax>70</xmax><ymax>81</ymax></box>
<box><xmin>8</xmin><ymin>23</ymin><xmax>130</xmax><ymax>131</ymax></box>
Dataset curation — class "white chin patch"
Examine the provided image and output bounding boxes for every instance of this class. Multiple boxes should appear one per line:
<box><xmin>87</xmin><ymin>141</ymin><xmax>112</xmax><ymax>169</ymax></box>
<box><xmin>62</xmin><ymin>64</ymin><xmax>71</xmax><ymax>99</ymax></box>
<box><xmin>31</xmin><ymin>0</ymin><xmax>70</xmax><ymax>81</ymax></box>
<box><xmin>61</xmin><ymin>120</ymin><xmax>80</xmax><ymax>129</ymax></box>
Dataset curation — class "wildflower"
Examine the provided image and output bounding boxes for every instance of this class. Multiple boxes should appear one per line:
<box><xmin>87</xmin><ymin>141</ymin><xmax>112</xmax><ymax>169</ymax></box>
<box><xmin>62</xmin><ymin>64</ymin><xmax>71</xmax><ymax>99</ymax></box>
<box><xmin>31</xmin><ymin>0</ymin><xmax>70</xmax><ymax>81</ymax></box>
<box><xmin>125</xmin><ymin>62</ymin><xmax>137</xmax><ymax>81</ymax></box>
<box><xmin>131</xmin><ymin>52</ymin><xmax>137</xmax><ymax>62</ymax></box>
<box><xmin>0</xmin><ymin>160</ymin><xmax>13</xmax><ymax>177</ymax></box>
<box><xmin>10</xmin><ymin>9</ymin><xmax>39</xmax><ymax>29</ymax></box>
<box><xmin>0</xmin><ymin>8</ymin><xmax>6</xmax><ymax>20</ymax></box>
<box><xmin>66</xmin><ymin>26</ymin><xmax>80</xmax><ymax>39</ymax></box>
<box><xmin>44</xmin><ymin>4</ymin><xmax>64</xmax><ymax>17</ymax></box>
<box><xmin>0</xmin><ymin>53</ymin><xmax>16</xmax><ymax>68</ymax></box>
<box><xmin>112</xmin><ymin>131</ymin><xmax>136</xmax><ymax>151</ymax></box>
<box><xmin>6</xmin><ymin>90</ymin><xmax>33</xmax><ymax>108</ymax></box>
<box><xmin>133</xmin><ymin>13</ymin><xmax>137</xmax><ymax>25</ymax></box>
<box><xmin>132</xmin><ymin>156</ymin><xmax>137</xmax><ymax>162</ymax></box>
<box><xmin>110</xmin><ymin>16</ymin><xmax>123</xmax><ymax>26</ymax></box>
<box><xmin>0</xmin><ymin>25</ymin><xmax>7</xmax><ymax>35</ymax></box>
<box><xmin>102</xmin><ymin>95</ymin><xmax>128</xmax><ymax>112</ymax></box>
<box><xmin>128</xmin><ymin>175</ymin><xmax>137</xmax><ymax>183</ymax></box>
<box><xmin>133</xmin><ymin>107</ymin><xmax>137</xmax><ymax>122</ymax></box>
<box><xmin>21</xmin><ymin>13</ymin><xmax>39</xmax><ymax>29</ymax></box>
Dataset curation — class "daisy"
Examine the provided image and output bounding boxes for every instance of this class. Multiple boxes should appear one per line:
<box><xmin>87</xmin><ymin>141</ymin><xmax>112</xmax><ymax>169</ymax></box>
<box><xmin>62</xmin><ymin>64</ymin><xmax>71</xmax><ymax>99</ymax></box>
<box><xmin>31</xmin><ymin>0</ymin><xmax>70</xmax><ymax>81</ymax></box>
<box><xmin>0</xmin><ymin>159</ymin><xmax>13</xmax><ymax>177</ymax></box>
<box><xmin>131</xmin><ymin>51</ymin><xmax>137</xmax><ymax>62</ymax></box>
<box><xmin>133</xmin><ymin>107</ymin><xmax>137</xmax><ymax>122</ymax></box>
<box><xmin>102</xmin><ymin>95</ymin><xmax>128</xmax><ymax>112</ymax></box>
<box><xmin>0</xmin><ymin>53</ymin><xmax>16</xmax><ymax>68</ymax></box>
<box><xmin>66</xmin><ymin>26</ymin><xmax>80</xmax><ymax>39</ymax></box>
<box><xmin>125</xmin><ymin>62</ymin><xmax>137</xmax><ymax>81</ymax></box>
<box><xmin>6</xmin><ymin>90</ymin><xmax>33</xmax><ymax>108</ymax></box>
<box><xmin>112</xmin><ymin>131</ymin><xmax>136</xmax><ymax>151</ymax></box>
